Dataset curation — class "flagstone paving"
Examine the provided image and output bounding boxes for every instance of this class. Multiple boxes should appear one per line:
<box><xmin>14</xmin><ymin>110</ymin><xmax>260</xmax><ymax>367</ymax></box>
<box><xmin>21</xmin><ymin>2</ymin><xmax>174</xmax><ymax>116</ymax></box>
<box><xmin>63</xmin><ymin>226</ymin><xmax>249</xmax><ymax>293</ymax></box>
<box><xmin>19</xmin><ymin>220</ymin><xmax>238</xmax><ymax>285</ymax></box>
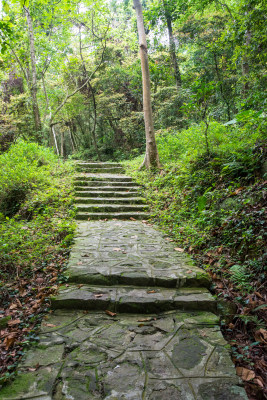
<box><xmin>0</xmin><ymin>162</ymin><xmax>248</xmax><ymax>400</ymax></box>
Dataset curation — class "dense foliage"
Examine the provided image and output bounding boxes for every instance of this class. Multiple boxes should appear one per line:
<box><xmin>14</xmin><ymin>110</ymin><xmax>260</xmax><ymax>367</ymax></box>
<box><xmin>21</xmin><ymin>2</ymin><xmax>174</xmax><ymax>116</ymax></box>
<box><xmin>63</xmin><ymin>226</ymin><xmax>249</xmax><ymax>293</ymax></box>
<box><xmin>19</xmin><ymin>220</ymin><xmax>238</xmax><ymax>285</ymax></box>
<box><xmin>124</xmin><ymin>120</ymin><xmax>266</xmax><ymax>399</ymax></box>
<box><xmin>0</xmin><ymin>141</ymin><xmax>75</xmax><ymax>384</ymax></box>
<box><xmin>0</xmin><ymin>0</ymin><xmax>266</xmax><ymax>160</ymax></box>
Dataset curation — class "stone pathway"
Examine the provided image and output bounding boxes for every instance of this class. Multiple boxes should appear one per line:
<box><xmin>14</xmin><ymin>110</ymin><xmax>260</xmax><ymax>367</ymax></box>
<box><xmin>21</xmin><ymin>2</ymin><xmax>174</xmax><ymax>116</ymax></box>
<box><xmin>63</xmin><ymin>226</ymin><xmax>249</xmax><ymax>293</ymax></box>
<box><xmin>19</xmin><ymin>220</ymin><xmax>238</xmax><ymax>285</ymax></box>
<box><xmin>0</xmin><ymin>162</ymin><xmax>248</xmax><ymax>400</ymax></box>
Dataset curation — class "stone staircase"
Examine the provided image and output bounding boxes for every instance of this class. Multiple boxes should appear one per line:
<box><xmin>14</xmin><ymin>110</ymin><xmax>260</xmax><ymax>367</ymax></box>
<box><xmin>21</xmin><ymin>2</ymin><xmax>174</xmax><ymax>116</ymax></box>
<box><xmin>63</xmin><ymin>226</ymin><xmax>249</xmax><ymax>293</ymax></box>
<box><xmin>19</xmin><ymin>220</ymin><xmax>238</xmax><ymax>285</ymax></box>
<box><xmin>74</xmin><ymin>162</ymin><xmax>150</xmax><ymax>221</ymax></box>
<box><xmin>1</xmin><ymin>161</ymin><xmax>248</xmax><ymax>400</ymax></box>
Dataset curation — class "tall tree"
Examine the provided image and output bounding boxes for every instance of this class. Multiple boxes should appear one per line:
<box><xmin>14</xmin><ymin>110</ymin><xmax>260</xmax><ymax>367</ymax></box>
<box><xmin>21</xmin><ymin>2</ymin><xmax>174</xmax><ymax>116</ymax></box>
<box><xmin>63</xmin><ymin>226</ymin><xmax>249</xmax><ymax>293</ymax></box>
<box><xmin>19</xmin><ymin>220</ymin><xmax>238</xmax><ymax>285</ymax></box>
<box><xmin>162</xmin><ymin>0</ymin><xmax>182</xmax><ymax>88</ymax></box>
<box><xmin>133</xmin><ymin>0</ymin><xmax>161</xmax><ymax>168</ymax></box>
<box><xmin>24</xmin><ymin>6</ymin><xmax>42</xmax><ymax>137</ymax></box>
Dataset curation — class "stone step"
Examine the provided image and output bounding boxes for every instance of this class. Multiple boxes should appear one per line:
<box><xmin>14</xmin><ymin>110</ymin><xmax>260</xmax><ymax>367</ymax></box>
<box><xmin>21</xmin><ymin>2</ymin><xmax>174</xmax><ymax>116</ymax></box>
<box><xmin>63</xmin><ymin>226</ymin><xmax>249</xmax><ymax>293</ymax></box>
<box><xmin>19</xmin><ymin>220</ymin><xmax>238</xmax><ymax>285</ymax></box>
<box><xmin>75</xmin><ymin>186</ymin><xmax>141</xmax><ymax>192</ymax></box>
<box><xmin>74</xmin><ymin>175</ymin><xmax>133</xmax><ymax>182</ymax></box>
<box><xmin>74</xmin><ymin>180</ymin><xmax>138</xmax><ymax>187</ymax></box>
<box><xmin>75</xmin><ymin>190</ymin><xmax>140</xmax><ymax>198</ymax></box>
<box><xmin>67</xmin><ymin>220</ymin><xmax>211</xmax><ymax>288</ymax></box>
<box><xmin>76</xmin><ymin>212</ymin><xmax>150</xmax><ymax>220</ymax></box>
<box><xmin>76</xmin><ymin>204</ymin><xmax>149</xmax><ymax>213</ymax></box>
<box><xmin>1</xmin><ymin>309</ymin><xmax>247</xmax><ymax>400</ymax></box>
<box><xmin>75</xmin><ymin>197</ymin><xmax>146</xmax><ymax>205</ymax></box>
<box><xmin>77</xmin><ymin>167</ymin><xmax>124</xmax><ymax>174</ymax></box>
<box><xmin>51</xmin><ymin>285</ymin><xmax>217</xmax><ymax>314</ymax></box>
<box><xmin>76</xmin><ymin>162</ymin><xmax>122</xmax><ymax>168</ymax></box>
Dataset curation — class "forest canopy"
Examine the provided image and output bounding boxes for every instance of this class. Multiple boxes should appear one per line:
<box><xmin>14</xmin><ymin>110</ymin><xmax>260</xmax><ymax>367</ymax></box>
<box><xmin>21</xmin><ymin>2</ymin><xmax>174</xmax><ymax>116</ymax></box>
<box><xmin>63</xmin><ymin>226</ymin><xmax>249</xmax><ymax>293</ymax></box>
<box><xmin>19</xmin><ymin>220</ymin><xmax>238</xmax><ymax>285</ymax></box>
<box><xmin>0</xmin><ymin>0</ymin><xmax>266</xmax><ymax>161</ymax></box>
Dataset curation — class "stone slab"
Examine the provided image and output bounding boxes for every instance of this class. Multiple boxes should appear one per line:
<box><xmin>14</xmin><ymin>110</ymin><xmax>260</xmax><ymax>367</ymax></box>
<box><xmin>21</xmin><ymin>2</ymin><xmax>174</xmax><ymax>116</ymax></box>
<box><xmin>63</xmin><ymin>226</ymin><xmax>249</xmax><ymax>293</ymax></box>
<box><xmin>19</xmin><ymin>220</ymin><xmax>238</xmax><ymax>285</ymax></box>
<box><xmin>1</xmin><ymin>310</ymin><xmax>247</xmax><ymax>400</ymax></box>
<box><xmin>51</xmin><ymin>285</ymin><xmax>216</xmax><ymax>313</ymax></box>
<box><xmin>66</xmin><ymin>221</ymin><xmax>210</xmax><ymax>288</ymax></box>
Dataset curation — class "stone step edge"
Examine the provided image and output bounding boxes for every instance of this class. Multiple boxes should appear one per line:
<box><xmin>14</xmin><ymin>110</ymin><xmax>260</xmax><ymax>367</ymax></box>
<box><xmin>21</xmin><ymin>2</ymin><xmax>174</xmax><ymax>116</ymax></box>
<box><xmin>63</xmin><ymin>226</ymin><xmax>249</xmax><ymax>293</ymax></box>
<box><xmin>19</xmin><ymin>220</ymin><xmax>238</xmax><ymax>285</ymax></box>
<box><xmin>75</xmin><ymin>191</ymin><xmax>140</xmax><ymax>196</ymax></box>
<box><xmin>77</xmin><ymin>168</ymin><xmax>124</xmax><ymax>172</ymax></box>
<box><xmin>75</xmin><ymin>212</ymin><xmax>150</xmax><ymax>220</ymax></box>
<box><xmin>76</xmin><ymin>204</ymin><xmax>149</xmax><ymax>209</ymax></box>
<box><xmin>51</xmin><ymin>285</ymin><xmax>217</xmax><ymax>314</ymax></box>
<box><xmin>76</xmin><ymin>162</ymin><xmax>122</xmax><ymax>166</ymax></box>
<box><xmin>74</xmin><ymin>186</ymin><xmax>141</xmax><ymax>190</ymax></box>
<box><xmin>74</xmin><ymin>176</ymin><xmax>133</xmax><ymax>181</ymax></box>
<box><xmin>74</xmin><ymin>181</ymin><xmax>138</xmax><ymax>186</ymax></box>
<box><xmin>74</xmin><ymin>197</ymin><xmax>146</xmax><ymax>203</ymax></box>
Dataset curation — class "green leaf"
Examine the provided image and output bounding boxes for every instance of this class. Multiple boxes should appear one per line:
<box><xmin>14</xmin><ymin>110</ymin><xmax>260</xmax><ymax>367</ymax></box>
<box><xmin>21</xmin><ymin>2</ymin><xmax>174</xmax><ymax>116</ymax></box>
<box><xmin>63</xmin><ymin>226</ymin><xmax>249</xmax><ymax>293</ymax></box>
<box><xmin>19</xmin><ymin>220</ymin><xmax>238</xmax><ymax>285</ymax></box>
<box><xmin>253</xmin><ymin>304</ymin><xmax>267</xmax><ymax>312</ymax></box>
<box><xmin>197</xmin><ymin>195</ymin><xmax>207</xmax><ymax>212</ymax></box>
<box><xmin>3</xmin><ymin>1</ymin><xmax>10</xmax><ymax>13</ymax></box>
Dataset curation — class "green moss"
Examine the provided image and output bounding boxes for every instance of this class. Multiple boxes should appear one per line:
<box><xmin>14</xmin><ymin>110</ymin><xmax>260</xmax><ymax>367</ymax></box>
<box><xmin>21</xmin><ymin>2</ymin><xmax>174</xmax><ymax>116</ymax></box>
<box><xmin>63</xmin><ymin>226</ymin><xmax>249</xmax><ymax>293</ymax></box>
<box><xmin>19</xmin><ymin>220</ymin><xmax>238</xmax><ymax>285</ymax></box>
<box><xmin>0</xmin><ymin>373</ymin><xmax>34</xmax><ymax>398</ymax></box>
<box><xmin>0</xmin><ymin>316</ymin><xmax>11</xmax><ymax>328</ymax></box>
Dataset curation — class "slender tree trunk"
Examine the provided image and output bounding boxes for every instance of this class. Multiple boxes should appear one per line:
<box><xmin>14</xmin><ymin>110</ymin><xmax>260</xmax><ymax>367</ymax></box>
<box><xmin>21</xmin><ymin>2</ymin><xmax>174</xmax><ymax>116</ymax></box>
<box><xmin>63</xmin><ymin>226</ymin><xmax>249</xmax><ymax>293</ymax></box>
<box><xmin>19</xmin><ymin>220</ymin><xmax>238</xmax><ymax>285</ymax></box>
<box><xmin>78</xmin><ymin>28</ymin><xmax>101</xmax><ymax>160</ymax></box>
<box><xmin>133</xmin><ymin>0</ymin><xmax>161</xmax><ymax>169</ymax></box>
<box><xmin>60</xmin><ymin>130</ymin><xmax>65</xmax><ymax>157</ymax></box>
<box><xmin>242</xmin><ymin>29</ymin><xmax>251</xmax><ymax>94</ymax></box>
<box><xmin>163</xmin><ymin>2</ymin><xmax>182</xmax><ymax>89</ymax></box>
<box><xmin>24</xmin><ymin>6</ymin><xmax>42</xmax><ymax>137</ymax></box>
<box><xmin>51</xmin><ymin>125</ymin><xmax>59</xmax><ymax>155</ymax></box>
<box><xmin>69</xmin><ymin>127</ymin><xmax>76</xmax><ymax>153</ymax></box>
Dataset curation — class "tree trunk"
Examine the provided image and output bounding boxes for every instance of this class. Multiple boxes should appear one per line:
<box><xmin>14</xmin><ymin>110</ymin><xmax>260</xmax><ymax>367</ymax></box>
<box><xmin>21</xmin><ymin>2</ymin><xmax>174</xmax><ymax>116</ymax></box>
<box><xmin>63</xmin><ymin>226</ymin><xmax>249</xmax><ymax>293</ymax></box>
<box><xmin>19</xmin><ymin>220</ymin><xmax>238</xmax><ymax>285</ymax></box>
<box><xmin>24</xmin><ymin>6</ymin><xmax>42</xmax><ymax>137</ymax></box>
<box><xmin>133</xmin><ymin>0</ymin><xmax>161</xmax><ymax>169</ymax></box>
<box><xmin>69</xmin><ymin>127</ymin><xmax>76</xmax><ymax>153</ymax></box>
<box><xmin>51</xmin><ymin>125</ymin><xmax>59</xmax><ymax>155</ymax></box>
<box><xmin>163</xmin><ymin>1</ymin><xmax>182</xmax><ymax>89</ymax></box>
<box><xmin>242</xmin><ymin>29</ymin><xmax>251</xmax><ymax>94</ymax></box>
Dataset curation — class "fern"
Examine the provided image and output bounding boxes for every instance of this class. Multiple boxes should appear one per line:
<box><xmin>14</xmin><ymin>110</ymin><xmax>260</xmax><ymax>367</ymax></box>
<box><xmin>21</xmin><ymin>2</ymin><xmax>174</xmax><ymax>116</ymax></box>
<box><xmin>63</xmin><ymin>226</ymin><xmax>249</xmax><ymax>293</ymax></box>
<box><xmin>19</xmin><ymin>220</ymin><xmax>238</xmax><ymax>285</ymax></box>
<box><xmin>238</xmin><ymin>315</ymin><xmax>265</xmax><ymax>330</ymax></box>
<box><xmin>229</xmin><ymin>264</ymin><xmax>252</xmax><ymax>292</ymax></box>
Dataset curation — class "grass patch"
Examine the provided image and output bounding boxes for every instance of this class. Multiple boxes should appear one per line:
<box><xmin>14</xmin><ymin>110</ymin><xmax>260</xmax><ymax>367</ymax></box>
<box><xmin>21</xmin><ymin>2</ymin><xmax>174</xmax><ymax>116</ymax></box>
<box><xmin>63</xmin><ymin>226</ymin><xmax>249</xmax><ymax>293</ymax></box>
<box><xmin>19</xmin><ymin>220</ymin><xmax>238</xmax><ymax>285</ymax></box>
<box><xmin>124</xmin><ymin>121</ymin><xmax>267</xmax><ymax>399</ymax></box>
<box><xmin>0</xmin><ymin>141</ymin><xmax>76</xmax><ymax>385</ymax></box>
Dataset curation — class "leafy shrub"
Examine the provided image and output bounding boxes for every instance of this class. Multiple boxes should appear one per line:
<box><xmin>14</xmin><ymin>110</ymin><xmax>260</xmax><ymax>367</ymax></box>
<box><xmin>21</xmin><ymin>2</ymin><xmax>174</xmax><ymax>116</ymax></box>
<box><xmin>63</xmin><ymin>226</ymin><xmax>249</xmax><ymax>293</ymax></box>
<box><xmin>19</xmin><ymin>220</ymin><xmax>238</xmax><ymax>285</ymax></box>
<box><xmin>0</xmin><ymin>141</ymin><xmax>59</xmax><ymax>217</ymax></box>
<box><xmin>0</xmin><ymin>141</ymin><xmax>76</xmax><ymax>279</ymax></box>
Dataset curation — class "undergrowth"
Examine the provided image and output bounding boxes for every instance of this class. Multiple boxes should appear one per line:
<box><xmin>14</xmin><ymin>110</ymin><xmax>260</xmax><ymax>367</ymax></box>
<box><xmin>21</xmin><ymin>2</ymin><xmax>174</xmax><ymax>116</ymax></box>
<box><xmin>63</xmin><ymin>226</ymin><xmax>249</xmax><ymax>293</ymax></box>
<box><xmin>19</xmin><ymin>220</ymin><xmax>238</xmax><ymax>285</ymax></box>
<box><xmin>124</xmin><ymin>121</ymin><xmax>267</xmax><ymax>399</ymax></box>
<box><xmin>0</xmin><ymin>140</ymin><xmax>76</xmax><ymax>384</ymax></box>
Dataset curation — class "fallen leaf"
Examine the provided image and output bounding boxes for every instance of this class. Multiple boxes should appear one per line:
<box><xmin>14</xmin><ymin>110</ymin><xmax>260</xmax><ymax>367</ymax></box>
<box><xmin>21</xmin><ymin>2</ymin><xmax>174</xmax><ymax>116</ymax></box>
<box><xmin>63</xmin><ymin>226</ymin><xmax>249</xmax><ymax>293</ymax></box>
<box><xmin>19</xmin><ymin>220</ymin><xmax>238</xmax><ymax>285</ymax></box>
<box><xmin>255</xmin><ymin>291</ymin><xmax>264</xmax><ymax>300</ymax></box>
<box><xmin>254</xmin><ymin>328</ymin><xmax>267</xmax><ymax>344</ymax></box>
<box><xmin>138</xmin><ymin>318</ymin><xmax>152</xmax><ymax>322</ymax></box>
<box><xmin>254</xmin><ymin>377</ymin><xmax>264</xmax><ymax>388</ymax></box>
<box><xmin>105</xmin><ymin>310</ymin><xmax>116</xmax><ymax>317</ymax></box>
<box><xmin>113</xmin><ymin>248</ymin><xmax>122</xmax><ymax>252</ymax></box>
<box><xmin>77</xmin><ymin>284</ymin><xmax>84</xmax><ymax>289</ymax></box>
<box><xmin>4</xmin><ymin>335</ymin><xmax>16</xmax><ymax>350</ymax></box>
<box><xmin>43</xmin><ymin>323</ymin><xmax>57</xmax><ymax>328</ymax></box>
<box><xmin>147</xmin><ymin>290</ymin><xmax>156</xmax><ymax>294</ymax></box>
<box><xmin>130</xmin><ymin>217</ymin><xmax>136</xmax><ymax>221</ymax></box>
<box><xmin>236</xmin><ymin>367</ymin><xmax>255</xmax><ymax>381</ymax></box>
<box><xmin>8</xmin><ymin>319</ymin><xmax>21</xmax><ymax>326</ymax></box>
<box><xmin>16</xmin><ymin>299</ymin><xmax>23</xmax><ymax>308</ymax></box>
<box><xmin>186</xmin><ymin>270</ymin><xmax>193</xmax><ymax>274</ymax></box>
<box><xmin>174</xmin><ymin>247</ymin><xmax>184</xmax><ymax>252</ymax></box>
<box><xmin>9</xmin><ymin>303</ymin><xmax>17</xmax><ymax>310</ymax></box>
<box><xmin>36</xmin><ymin>277</ymin><xmax>44</xmax><ymax>285</ymax></box>
<box><xmin>94</xmin><ymin>294</ymin><xmax>103</xmax><ymax>298</ymax></box>
<box><xmin>231</xmin><ymin>187</ymin><xmax>245</xmax><ymax>196</ymax></box>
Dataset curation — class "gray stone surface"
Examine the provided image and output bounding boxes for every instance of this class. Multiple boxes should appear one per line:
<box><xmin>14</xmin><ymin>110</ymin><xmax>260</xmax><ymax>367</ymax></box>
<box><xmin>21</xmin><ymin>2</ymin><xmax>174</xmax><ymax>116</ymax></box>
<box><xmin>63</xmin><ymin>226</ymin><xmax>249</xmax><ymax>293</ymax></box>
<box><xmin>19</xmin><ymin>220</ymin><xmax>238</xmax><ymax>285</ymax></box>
<box><xmin>0</xmin><ymin>162</ymin><xmax>248</xmax><ymax>400</ymax></box>
<box><xmin>0</xmin><ymin>311</ymin><xmax>247</xmax><ymax>400</ymax></box>
<box><xmin>66</xmin><ymin>221</ymin><xmax>210</xmax><ymax>288</ymax></box>
<box><xmin>51</xmin><ymin>285</ymin><xmax>216</xmax><ymax>313</ymax></box>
